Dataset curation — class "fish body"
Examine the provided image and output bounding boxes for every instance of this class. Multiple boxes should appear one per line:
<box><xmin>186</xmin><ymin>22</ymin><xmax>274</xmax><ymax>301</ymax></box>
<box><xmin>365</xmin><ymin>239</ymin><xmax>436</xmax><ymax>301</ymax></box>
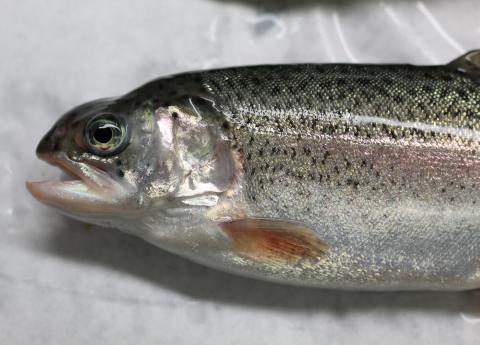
<box><xmin>27</xmin><ymin>51</ymin><xmax>480</xmax><ymax>290</ymax></box>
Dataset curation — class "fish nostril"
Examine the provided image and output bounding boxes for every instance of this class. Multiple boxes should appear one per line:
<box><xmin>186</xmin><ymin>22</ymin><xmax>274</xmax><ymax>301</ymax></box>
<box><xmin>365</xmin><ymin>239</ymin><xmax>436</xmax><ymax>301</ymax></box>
<box><xmin>36</xmin><ymin>136</ymin><xmax>52</xmax><ymax>158</ymax></box>
<box><xmin>36</xmin><ymin>132</ymin><xmax>57</xmax><ymax>159</ymax></box>
<box><xmin>36</xmin><ymin>125</ymin><xmax>65</xmax><ymax>158</ymax></box>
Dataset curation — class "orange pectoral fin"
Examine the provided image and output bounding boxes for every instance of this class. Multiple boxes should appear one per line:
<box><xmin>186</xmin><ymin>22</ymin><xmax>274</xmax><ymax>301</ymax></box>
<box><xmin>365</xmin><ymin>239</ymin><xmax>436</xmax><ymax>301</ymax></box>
<box><xmin>220</xmin><ymin>219</ymin><xmax>328</xmax><ymax>265</ymax></box>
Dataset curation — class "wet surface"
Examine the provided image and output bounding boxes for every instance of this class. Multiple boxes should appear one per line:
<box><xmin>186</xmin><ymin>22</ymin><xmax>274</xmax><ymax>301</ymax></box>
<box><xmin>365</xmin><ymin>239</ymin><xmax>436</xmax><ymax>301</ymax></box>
<box><xmin>1</xmin><ymin>0</ymin><xmax>480</xmax><ymax>343</ymax></box>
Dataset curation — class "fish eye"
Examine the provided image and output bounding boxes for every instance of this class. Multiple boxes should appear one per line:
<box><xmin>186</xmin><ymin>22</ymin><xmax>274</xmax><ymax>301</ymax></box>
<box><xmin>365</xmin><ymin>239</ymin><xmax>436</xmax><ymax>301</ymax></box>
<box><xmin>85</xmin><ymin>114</ymin><xmax>129</xmax><ymax>156</ymax></box>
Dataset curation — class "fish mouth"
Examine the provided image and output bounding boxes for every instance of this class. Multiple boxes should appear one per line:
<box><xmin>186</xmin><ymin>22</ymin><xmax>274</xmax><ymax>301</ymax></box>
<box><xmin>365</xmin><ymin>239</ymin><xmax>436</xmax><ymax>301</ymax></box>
<box><xmin>26</xmin><ymin>153</ymin><xmax>128</xmax><ymax>214</ymax></box>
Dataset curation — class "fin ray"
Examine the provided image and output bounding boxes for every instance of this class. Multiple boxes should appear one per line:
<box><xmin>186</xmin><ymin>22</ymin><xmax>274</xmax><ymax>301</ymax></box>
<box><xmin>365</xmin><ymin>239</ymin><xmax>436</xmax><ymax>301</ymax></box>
<box><xmin>220</xmin><ymin>218</ymin><xmax>328</xmax><ymax>265</ymax></box>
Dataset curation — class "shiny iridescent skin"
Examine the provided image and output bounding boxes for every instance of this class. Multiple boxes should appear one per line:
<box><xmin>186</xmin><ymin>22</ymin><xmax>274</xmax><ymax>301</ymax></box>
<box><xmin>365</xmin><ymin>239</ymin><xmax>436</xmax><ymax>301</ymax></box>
<box><xmin>28</xmin><ymin>52</ymin><xmax>480</xmax><ymax>290</ymax></box>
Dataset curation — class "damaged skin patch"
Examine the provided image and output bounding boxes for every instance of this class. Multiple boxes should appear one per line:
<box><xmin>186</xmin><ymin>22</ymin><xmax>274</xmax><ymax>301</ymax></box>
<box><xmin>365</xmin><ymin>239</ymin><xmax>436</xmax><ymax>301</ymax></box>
<box><xmin>220</xmin><ymin>218</ymin><xmax>328</xmax><ymax>265</ymax></box>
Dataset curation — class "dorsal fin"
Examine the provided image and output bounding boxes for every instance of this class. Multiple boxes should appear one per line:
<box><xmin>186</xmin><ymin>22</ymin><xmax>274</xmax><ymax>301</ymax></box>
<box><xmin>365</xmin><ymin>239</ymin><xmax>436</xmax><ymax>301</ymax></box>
<box><xmin>447</xmin><ymin>50</ymin><xmax>480</xmax><ymax>80</ymax></box>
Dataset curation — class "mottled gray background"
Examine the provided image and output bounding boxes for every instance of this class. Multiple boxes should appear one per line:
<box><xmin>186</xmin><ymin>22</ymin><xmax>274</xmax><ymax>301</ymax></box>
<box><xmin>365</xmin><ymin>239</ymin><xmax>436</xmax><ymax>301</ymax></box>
<box><xmin>1</xmin><ymin>0</ymin><xmax>480</xmax><ymax>344</ymax></box>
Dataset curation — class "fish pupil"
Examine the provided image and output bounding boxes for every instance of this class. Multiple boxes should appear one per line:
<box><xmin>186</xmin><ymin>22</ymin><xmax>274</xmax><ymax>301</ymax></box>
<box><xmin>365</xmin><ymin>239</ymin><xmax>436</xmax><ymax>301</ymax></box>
<box><xmin>94</xmin><ymin>127</ymin><xmax>113</xmax><ymax>144</ymax></box>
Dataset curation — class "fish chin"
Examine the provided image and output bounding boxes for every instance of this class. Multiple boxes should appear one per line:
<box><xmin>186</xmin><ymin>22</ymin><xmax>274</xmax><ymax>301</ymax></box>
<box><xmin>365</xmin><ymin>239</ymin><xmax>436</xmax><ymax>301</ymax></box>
<box><xmin>26</xmin><ymin>153</ymin><xmax>133</xmax><ymax>214</ymax></box>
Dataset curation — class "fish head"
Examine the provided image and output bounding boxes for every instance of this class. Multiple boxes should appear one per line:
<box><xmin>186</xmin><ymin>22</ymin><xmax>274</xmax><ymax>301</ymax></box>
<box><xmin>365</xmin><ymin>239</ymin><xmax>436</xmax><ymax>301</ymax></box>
<box><xmin>26</xmin><ymin>97</ymin><xmax>168</xmax><ymax>224</ymax></box>
<box><xmin>26</xmin><ymin>95</ymin><xmax>243</xmax><ymax>234</ymax></box>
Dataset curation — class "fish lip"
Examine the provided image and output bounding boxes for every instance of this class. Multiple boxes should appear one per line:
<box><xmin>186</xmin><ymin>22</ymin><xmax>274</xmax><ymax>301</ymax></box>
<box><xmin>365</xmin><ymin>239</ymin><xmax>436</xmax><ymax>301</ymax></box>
<box><xmin>26</xmin><ymin>152</ymin><xmax>126</xmax><ymax>213</ymax></box>
<box><xmin>35</xmin><ymin>152</ymin><xmax>111</xmax><ymax>191</ymax></box>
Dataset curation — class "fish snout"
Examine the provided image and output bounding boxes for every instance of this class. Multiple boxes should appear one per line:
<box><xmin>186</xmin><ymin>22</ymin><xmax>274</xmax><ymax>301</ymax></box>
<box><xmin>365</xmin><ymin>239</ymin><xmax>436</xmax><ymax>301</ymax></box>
<box><xmin>36</xmin><ymin>125</ymin><xmax>66</xmax><ymax>158</ymax></box>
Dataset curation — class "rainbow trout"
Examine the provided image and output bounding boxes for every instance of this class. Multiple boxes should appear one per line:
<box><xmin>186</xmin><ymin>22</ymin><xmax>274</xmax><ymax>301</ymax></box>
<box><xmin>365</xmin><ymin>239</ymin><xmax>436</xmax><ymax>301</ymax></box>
<box><xmin>27</xmin><ymin>51</ymin><xmax>480</xmax><ymax>290</ymax></box>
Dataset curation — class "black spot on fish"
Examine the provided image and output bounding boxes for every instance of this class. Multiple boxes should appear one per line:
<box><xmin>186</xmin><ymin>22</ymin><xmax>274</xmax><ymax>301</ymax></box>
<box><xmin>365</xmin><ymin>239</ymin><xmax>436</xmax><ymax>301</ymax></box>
<box><xmin>353</xmin><ymin>126</ymin><xmax>360</xmax><ymax>137</ymax></box>
<box><xmin>346</xmin><ymin>178</ymin><xmax>359</xmax><ymax>189</ymax></box>
<box><xmin>303</xmin><ymin>146</ymin><xmax>311</xmax><ymax>156</ymax></box>
<box><xmin>291</xmin><ymin>148</ymin><xmax>296</xmax><ymax>159</ymax></box>
<box><xmin>271</xmin><ymin>86</ymin><xmax>281</xmax><ymax>94</ymax></box>
<box><xmin>386</xmin><ymin>65</ymin><xmax>398</xmax><ymax>72</ymax></box>
<box><xmin>337</xmin><ymin>65</ymin><xmax>349</xmax><ymax>74</ymax></box>
<box><xmin>441</xmin><ymin>74</ymin><xmax>454</xmax><ymax>82</ymax></box>
<box><xmin>423</xmin><ymin>72</ymin><xmax>435</xmax><ymax>79</ymax></box>
<box><xmin>117</xmin><ymin>170</ymin><xmax>124</xmax><ymax>178</ymax></box>
<box><xmin>300</xmin><ymin>114</ymin><xmax>307</xmax><ymax>125</ymax></box>
<box><xmin>358</xmin><ymin>78</ymin><xmax>370</xmax><ymax>86</ymax></box>
<box><xmin>225</xmin><ymin>78</ymin><xmax>235</xmax><ymax>89</ymax></box>
<box><xmin>457</xmin><ymin>89</ymin><xmax>468</xmax><ymax>101</ymax></box>
<box><xmin>287</xmin><ymin>116</ymin><xmax>295</xmax><ymax>128</ymax></box>
<box><xmin>251</xmin><ymin>77</ymin><xmax>261</xmax><ymax>86</ymax></box>
<box><xmin>116</xmin><ymin>160</ymin><xmax>122</xmax><ymax>166</ymax></box>
<box><xmin>407</xmin><ymin>88</ymin><xmax>417</xmax><ymax>97</ymax></box>
<box><xmin>422</xmin><ymin>85</ymin><xmax>434</xmax><ymax>93</ymax></box>
<box><xmin>364</xmin><ymin>94</ymin><xmax>374</xmax><ymax>103</ymax></box>
<box><xmin>258</xmin><ymin>178</ymin><xmax>264</xmax><ymax>189</ymax></box>
<box><xmin>171</xmin><ymin>111</ymin><xmax>179</xmax><ymax>119</ymax></box>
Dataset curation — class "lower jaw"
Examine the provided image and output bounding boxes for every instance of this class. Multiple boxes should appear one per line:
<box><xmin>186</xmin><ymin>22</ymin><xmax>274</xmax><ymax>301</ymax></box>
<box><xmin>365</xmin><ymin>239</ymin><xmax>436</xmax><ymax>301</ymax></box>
<box><xmin>26</xmin><ymin>180</ymin><xmax>125</xmax><ymax>214</ymax></box>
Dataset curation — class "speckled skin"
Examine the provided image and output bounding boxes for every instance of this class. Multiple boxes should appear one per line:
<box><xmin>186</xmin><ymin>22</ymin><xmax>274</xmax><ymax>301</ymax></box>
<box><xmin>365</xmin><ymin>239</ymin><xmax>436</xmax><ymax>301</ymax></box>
<box><xmin>122</xmin><ymin>63</ymin><xmax>480</xmax><ymax>290</ymax></box>
<box><xmin>32</xmin><ymin>60</ymin><xmax>480</xmax><ymax>290</ymax></box>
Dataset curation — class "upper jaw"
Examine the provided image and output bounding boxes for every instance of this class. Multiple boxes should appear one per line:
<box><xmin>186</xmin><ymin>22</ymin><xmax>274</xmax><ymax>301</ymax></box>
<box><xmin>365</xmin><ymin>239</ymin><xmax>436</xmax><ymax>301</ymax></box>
<box><xmin>26</xmin><ymin>152</ymin><xmax>130</xmax><ymax>214</ymax></box>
